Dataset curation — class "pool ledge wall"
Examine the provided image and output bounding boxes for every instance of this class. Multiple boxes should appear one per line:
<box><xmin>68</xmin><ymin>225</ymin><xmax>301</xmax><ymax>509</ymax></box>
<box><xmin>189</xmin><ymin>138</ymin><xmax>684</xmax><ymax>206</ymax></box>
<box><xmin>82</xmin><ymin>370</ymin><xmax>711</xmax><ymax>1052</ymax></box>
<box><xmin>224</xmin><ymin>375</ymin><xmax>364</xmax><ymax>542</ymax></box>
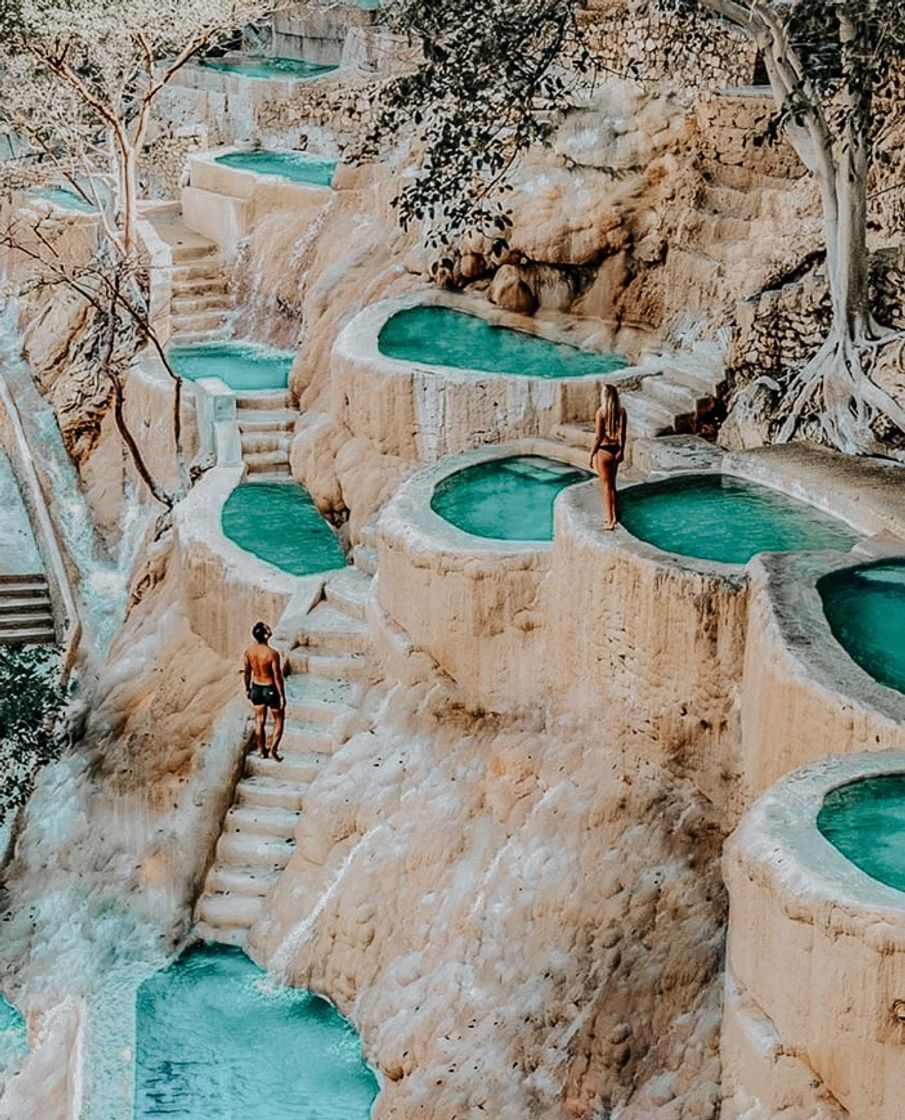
<box><xmin>723</xmin><ymin>751</ymin><xmax>905</xmax><ymax>1119</ymax></box>
<box><xmin>375</xmin><ymin>441</ymin><xmax>905</xmax><ymax>820</ymax></box>
<box><xmin>376</xmin><ymin>443</ymin><xmax>584</xmax><ymax>708</ymax></box>
<box><xmin>173</xmin><ymin>466</ymin><xmax>319</xmax><ymax>659</ymax></box>
<box><xmin>182</xmin><ymin>148</ymin><xmax>335</xmax><ymax>255</ymax></box>
<box><xmin>331</xmin><ymin>292</ymin><xmax>649</xmax><ymax>464</ymax></box>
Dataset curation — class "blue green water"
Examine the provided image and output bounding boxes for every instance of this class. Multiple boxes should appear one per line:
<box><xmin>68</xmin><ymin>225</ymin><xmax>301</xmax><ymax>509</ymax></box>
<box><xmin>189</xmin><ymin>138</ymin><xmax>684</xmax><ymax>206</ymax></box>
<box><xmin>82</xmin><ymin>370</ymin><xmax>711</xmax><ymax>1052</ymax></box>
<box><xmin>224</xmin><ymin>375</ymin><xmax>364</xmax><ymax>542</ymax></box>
<box><xmin>134</xmin><ymin>943</ymin><xmax>378</xmax><ymax>1119</ymax></box>
<box><xmin>431</xmin><ymin>456</ymin><xmax>592</xmax><ymax>540</ymax></box>
<box><xmin>200</xmin><ymin>57</ymin><xmax>338</xmax><ymax>81</ymax></box>
<box><xmin>31</xmin><ymin>186</ymin><xmax>94</xmax><ymax>213</ymax></box>
<box><xmin>378</xmin><ymin>307</ymin><xmax>627</xmax><ymax>378</ymax></box>
<box><xmin>0</xmin><ymin>995</ymin><xmax>27</xmax><ymax>1075</ymax></box>
<box><xmin>819</xmin><ymin>561</ymin><xmax>905</xmax><ymax>695</ymax></box>
<box><xmin>168</xmin><ymin>341</ymin><xmax>294</xmax><ymax>392</ymax></box>
<box><xmin>818</xmin><ymin>775</ymin><xmax>905</xmax><ymax>893</ymax></box>
<box><xmin>222</xmin><ymin>481</ymin><xmax>346</xmax><ymax>576</ymax></box>
<box><xmin>618</xmin><ymin>473</ymin><xmax>859</xmax><ymax>565</ymax></box>
<box><xmin>215</xmin><ymin>150</ymin><xmax>336</xmax><ymax>187</ymax></box>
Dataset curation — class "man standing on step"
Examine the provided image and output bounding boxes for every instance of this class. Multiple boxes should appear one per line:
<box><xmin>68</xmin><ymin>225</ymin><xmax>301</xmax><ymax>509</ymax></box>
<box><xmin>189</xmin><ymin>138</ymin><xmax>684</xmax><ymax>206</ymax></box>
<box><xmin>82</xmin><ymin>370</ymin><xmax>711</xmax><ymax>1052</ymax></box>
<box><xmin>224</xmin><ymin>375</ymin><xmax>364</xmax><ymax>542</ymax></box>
<box><xmin>243</xmin><ymin>621</ymin><xmax>286</xmax><ymax>761</ymax></box>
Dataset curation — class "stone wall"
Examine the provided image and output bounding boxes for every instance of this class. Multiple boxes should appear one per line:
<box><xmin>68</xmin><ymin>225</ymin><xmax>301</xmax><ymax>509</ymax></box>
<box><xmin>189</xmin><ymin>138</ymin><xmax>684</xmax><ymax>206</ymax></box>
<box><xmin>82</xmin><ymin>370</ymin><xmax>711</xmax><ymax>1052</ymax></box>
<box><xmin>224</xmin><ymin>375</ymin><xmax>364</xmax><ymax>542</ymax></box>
<box><xmin>580</xmin><ymin>0</ymin><xmax>758</xmax><ymax>93</ymax></box>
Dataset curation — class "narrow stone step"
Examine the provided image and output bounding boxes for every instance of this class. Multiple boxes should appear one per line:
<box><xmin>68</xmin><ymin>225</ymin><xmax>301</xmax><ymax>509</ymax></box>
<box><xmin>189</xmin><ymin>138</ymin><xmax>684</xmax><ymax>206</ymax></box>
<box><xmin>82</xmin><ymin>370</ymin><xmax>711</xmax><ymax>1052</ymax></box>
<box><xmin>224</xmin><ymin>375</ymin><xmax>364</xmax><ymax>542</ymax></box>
<box><xmin>0</xmin><ymin>612</ymin><xmax>56</xmax><ymax>632</ymax></box>
<box><xmin>237</xmin><ymin>408</ymin><xmax>298</xmax><ymax>433</ymax></box>
<box><xmin>245</xmin><ymin>750</ymin><xmax>329</xmax><ymax>783</ymax></box>
<box><xmin>194</xmin><ymin>921</ymin><xmax>247</xmax><ymax>948</ymax></box>
<box><xmin>278</xmin><ymin>719</ymin><xmax>336</xmax><ymax>753</ymax></box>
<box><xmin>241</xmin><ymin>431</ymin><xmax>292</xmax><ymax>455</ymax></box>
<box><xmin>621</xmin><ymin>392</ymin><xmax>676</xmax><ymax>437</ymax></box>
<box><xmin>351</xmin><ymin>545</ymin><xmax>378</xmax><ymax>576</ymax></box>
<box><xmin>216</xmin><ymin>830</ymin><xmax>294</xmax><ymax>868</ymax></box>
<box><xmin>235</xmin><ymin>391</ymin><xmax>292</xmax><ymax>411</ymax></box>
<box><xmin>171</xmin><ymin>271</ymin><xmax>229</xmax><ymax>294</ymax></box>
<box><xmin>171</xmin><ymin>310</ymin><xmax>231</xmax><ymax>334</ymax></box>
<box><xmin>284</xmin><ymin>674</ymin><xmax>356</xmax><ymax>726</ymax></box>
<box><xmin>287</xmin><ymin>649</ymin><xmax>368</xmax><ymax>680</ymax></box>
<box><xmin>172</xmin><ymin>292</ymin><xmax>233</xmax><ymax>315</ymax></box>
<box><xmin>236</xmin><ymin>776</ymin><xmax>306</xmax><ymax>812</ymax></box>
<box><xmin>0</xmin><ymin>627</ymin><xmax>56</xmax><ymax>645</ymax></box>
<box><xmin>297</xmin><ymin>604</ymin><xmax>370</xmax><ymax>654</ymax></box>
<box><xmin>0</xmin><ymin>596</ymin><xmax>53</xmax><ymax>614</ymax></box>
<box><xmin>205</xmin><ymin>864</ymin><xmax>280</xmax><ymax>898</ymax></box>
<box><xmin>196</xmin><ymin>891</ymin><xmax>264</xmax><ymax>930</ymax></box>
<box><xmin>170</xmin><ymin>328</ymin><xmax>230</xmax><ymax>345</ymax></box>
<box><xmin>245</xmin><ymin>468</ymin><xmax>292</xmax><ymax>482</ymax></box>
<box><xmin>662</xmin><ymin>361</ymin><xmax>724</xmax><ymax>396</ymax></box>
<box><xmin>641</xmin><ymin>377</ymin><xmax>701</xmax><ymax>416</ymax></box>
<box><xmin>225</xmin><ymin>804</ymin><xmax>300</xmax><ymax>839</ymax></box>
<box><xmin>0</xmin><ymin>574</ymin><xmax>46</xmax><ymax>590</ymax></box>
<box><xmin>245</xmin><ymin>456</ymin><xmax>291</xmax><ymax>477</ymax></box>
<box><xmin>324</xmin><ymin>567</ymin><xmax>372</xmax><ymax>621</ymax></box>
<box><xmin>551</xmin><ymin>422</ymin><xmax>594</xmax><ymax>452</ymax></box>
<box><xmin>171</xmin><ymin>260</ymin><xmax>226</xmax><ymax>283</ymax></box>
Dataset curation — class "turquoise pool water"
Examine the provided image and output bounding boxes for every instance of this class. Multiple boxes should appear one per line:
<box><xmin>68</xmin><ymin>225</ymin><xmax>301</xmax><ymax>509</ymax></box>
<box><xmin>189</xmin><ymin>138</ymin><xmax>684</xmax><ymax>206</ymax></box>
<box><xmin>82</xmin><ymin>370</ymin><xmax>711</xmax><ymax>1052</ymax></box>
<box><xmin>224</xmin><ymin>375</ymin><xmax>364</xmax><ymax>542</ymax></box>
<box><xmin>819</xmin><ymin>561</ymin><xmax>905</xmax><ymax>695</ymax></box>
<box><xmin>135</xmin><ymin>942</ymin><xmax>378</xmax><ymax>1120</ymax></box>
<box><xmin>31</xmin><ymin>186</ymin><xmax>94</xmax><ymax>213</ymax></box>
<box><xmin>168</xmin><ymin>341</ymin><xmax>294</xmax><ymax>392</ymax></box>
<box><xmin>200</xmin><ymin>56</ymin><xmax>338</xmax><ymax>81</ymax></box>
<box><xmin>378</xmin><ymin>306</ymin><xmax>627</xmax><ymax>378</ymax></box>
<box><xmin>619</xmin><ymin>473</ymin><xmax>859</xmax><ymax>565</ymax></box>
<box><xmin>0</xmin><ymin>995</ymin><xmax>27</xmax><ymax>1075</ymax></box>
<box><xmin>222</xmin><ymin>481</ymin><xmax>345</xmax><ymax>576</ymax></box>
<box><xmin>431</xmin><ymin>455</ymin><xmax>592</xmax><ymax>541</ymax></box>
<box><xmin>818</xmin><ymin>774</ymin><xmax>905</xmax><ymax>893</ymax></box>
<box><xmin>215</xmin><ymin>150</ymin><xmax>336</xmax><ymax>187</ymax></box>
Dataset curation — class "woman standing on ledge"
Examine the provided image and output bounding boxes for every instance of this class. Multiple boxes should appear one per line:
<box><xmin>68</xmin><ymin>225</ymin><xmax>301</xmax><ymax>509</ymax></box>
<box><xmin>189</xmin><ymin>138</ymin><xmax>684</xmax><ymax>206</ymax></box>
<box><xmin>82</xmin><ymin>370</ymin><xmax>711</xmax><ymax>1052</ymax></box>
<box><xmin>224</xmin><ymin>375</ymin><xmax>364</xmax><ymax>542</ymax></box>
<box><xmin>590</xmin><ymin>385</ymin><xmax>627</xmax><ymax>531</ymax></box>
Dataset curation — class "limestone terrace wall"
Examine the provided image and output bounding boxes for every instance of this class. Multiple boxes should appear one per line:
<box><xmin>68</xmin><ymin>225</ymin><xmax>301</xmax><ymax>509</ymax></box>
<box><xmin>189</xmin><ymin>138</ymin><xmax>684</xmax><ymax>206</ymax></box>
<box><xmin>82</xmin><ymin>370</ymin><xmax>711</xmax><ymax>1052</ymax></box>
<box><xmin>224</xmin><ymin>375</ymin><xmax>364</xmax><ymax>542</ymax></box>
<box><xmin>725</xmin><ymin>751</ymin><xmax>905</xmax><ymax>1120</ymax></box>
<box><xmin>331</xmin><ymin>292</ymin><xmax>648</xmax><ymax>463</ymax></box>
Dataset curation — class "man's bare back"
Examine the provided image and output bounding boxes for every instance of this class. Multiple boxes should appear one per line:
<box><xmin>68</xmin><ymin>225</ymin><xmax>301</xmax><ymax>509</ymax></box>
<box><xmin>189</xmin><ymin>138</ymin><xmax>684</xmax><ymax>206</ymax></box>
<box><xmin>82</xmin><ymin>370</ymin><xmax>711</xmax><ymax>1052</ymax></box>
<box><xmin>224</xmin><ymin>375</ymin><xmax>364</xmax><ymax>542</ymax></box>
<box><xmin>244</xmin><ymin>642</ymin><xmax>280</xmax><ymax>685</ymax></box>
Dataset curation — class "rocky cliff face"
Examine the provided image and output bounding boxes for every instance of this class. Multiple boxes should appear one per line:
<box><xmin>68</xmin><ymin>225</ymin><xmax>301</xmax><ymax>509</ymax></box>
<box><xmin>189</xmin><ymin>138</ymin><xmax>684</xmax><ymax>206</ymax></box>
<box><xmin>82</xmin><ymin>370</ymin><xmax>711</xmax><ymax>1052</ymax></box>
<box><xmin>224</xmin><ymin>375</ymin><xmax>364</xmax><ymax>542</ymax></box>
<box><xmin>253</xmin><ymin>679</ymin><xmax>727</xmax><ymax>1120</ymax></box>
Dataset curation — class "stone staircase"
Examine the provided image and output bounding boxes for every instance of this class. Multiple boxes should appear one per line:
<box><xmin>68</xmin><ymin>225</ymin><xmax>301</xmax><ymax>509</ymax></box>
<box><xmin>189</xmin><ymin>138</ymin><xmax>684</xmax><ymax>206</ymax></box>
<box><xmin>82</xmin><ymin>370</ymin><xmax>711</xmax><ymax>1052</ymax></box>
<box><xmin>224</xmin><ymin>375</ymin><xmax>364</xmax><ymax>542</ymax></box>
<box><xmin>195</xmin><ymin>565</ymin><xmax>373</xmax><ymax>947</ymax></box>
<box><xmin>149</xmin><ymin>209</ymin><xmax>234</xmax><ymax>344</ymax></box>
<box><xmin>0</xmin><ymin>573</ymin><xmax>55</xmax><ymax>646</ymax></box>
<box><xmin>235</xmin><ymin>390</ymin><xmax>298</xmax><ymax>480</ymax></box>
<box><xmin>553</xmin><ymin>339</ymin><xmax>726</xmax><ymax>452</ymax></box>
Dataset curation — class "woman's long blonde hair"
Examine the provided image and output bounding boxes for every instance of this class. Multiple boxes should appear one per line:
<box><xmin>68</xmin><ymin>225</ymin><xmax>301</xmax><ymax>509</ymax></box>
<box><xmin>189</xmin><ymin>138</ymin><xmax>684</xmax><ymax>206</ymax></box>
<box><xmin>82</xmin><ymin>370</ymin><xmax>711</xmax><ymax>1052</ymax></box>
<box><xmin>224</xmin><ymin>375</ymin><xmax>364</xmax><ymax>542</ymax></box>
<box><xmin>601</xmin><ymin>385</ymin><xmax>622</xmax><ymax>442</ymax></box>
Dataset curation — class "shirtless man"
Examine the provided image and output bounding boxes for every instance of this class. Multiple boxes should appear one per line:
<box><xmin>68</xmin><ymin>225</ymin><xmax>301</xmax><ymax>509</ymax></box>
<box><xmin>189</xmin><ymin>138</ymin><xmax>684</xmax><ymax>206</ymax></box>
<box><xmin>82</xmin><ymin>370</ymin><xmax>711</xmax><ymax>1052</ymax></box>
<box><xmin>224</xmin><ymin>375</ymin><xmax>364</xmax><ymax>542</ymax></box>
<box><xmin>243</xmin><ymin>621</ymin><xmax>286</xmax><ymax>761</ymax></box>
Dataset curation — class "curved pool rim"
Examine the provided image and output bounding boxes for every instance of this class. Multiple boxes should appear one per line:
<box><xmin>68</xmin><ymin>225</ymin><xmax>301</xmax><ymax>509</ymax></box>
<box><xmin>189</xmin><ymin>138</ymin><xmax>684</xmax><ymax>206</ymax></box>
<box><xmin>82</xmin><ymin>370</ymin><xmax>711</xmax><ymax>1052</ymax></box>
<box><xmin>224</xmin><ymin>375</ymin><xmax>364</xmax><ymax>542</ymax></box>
<box><xmin>221</xmin><ymin>478</ymin><xmax>346</xmax><ymax>578</ymax></box>
<box><xmin>337</xmin><ymin>292</ymin><xmax>643</xmax><ymax>384</ymax></box>
<box><xmin>382</xmin><ymin>442</ymin><xmax>592</xmax><ymax>558</ymax></box>
<box><xmin>734</xmin><ymin>750</ymin><xmax>905</xmax><ymax>921</ymax></box>
<box><xmin>613</xmin><ymin>467</ymin><xmax>862</xmax><ymax>574</ymax></box>
<box><xmin>817</xmin><ymin>557</ymin><xmax>905</xmax><ymax>699</ymax></box>
<box><xmin>430</xmin><ymin>454</ymin><xmax>593</xmax><ymax>542</ymax></box>
<box><xmin>134</xmin><ymin>940</ymin><xmax>380</xmax><ymax>1120</ymax></box>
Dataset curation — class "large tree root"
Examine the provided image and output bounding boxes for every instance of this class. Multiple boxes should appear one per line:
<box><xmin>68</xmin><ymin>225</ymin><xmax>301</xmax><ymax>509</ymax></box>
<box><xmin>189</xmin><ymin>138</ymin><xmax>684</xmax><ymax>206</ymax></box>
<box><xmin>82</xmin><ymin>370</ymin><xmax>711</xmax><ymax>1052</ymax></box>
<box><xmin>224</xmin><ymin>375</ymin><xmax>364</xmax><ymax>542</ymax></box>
<box><xmin>776</xmin><ymin>328</ymin><xmax>905</xmax><ymax>458</ymax></box>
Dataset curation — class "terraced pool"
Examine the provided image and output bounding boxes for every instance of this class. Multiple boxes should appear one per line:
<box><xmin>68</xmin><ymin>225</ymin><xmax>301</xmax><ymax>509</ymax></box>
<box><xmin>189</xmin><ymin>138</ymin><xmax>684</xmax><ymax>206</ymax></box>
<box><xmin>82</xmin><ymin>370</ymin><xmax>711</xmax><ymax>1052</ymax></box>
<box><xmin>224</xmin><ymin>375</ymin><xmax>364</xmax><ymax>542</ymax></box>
<box><xmin>222</xmin><ymin>481</ymin><xmax>345</xmax><ymax>576</ymax></box>
<box><xmin>618</xmin><ymin>473</ymin><xmax>859</xmax><ymax>565</ymax></box>
<box><xmin>200</xmin><ymin>56</ymin><xmax>338</xmax><ymax>81</ymax></box>
<box><xmin>378</xmin><ymin>306</ymin><xmax>627</xmax><ymax>378</ymax></box>
<box><xmin>819</xmin><ymin>560</ymin><xmax>905</xmax><ymax>695</ymax></box>
<box><xmin>431</xmin><ymin>455</ymin><xmax>592</xmax><ymax>541</ymax></box>
<box><xmin>818</xmin><ymin>774</ymin><xmax>905</xmax><ymax>893</ymax></box>
<box><xmin>134</xmin><ymin>942</ymin><xmax>378</xmax><ymax>1119</ymax></box>
<box><xmin>30</xmin><ymin>186</ymin><xmax>95</xmax><ymax>213</ymax></box>
<box><xmin>215</xmin><ymin>150</ymin><xmax>337</xmax><ymax>187</ymax></box>
<box><xmin>168</xmin><ymin>341</ymin><xmax>294</xmax><ymax>392</ymax></box>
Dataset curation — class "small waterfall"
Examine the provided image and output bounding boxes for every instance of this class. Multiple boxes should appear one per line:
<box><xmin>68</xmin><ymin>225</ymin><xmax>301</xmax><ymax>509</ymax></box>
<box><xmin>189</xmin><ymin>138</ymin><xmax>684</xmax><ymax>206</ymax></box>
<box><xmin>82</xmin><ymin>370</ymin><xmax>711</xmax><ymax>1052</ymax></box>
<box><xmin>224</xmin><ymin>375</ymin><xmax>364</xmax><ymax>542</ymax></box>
<box><xmin>0</xmin><ymin>310</ymin><xmax>134</xmax><ymax>659</ymax></box>
<box><xmin>270</xmin><ymin>824</ymin><xmax>389</xmax><ymax>981</ymax></box>
<box><xmin>230</xmin><ymin>199</ymin><xmax>334</xmax><ymax>348</ymax></box>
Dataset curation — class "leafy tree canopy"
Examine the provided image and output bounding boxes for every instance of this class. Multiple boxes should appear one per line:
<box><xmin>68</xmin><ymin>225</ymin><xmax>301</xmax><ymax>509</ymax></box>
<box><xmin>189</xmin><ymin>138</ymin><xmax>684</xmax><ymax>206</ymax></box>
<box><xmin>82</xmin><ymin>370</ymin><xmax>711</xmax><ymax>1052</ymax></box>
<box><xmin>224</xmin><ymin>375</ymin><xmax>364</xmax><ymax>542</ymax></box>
<box><xmin>0</xmin><ymin>646</ymin><xmax>71</xmax><ymax>820</ymax></box>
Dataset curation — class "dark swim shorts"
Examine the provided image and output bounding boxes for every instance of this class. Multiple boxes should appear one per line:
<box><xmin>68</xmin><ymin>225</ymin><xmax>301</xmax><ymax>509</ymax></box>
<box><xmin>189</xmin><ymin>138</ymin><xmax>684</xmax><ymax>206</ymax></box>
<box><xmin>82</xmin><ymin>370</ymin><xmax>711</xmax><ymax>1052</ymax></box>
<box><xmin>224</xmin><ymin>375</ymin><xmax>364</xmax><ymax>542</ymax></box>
<box><xmin>249</xmin><ymin>683</ymin><xmax>282</xmax><ymax>709</ymax></box>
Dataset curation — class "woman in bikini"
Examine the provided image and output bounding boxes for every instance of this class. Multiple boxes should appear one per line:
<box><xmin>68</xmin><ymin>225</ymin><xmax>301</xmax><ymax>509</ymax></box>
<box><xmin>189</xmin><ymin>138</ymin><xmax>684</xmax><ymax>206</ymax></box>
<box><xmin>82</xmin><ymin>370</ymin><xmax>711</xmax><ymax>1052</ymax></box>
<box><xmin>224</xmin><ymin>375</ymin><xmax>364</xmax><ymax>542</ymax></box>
<box><xmin>590</xmin><ymin>385</ymin><xmax>627</xmax><ymax>531</ymax></box>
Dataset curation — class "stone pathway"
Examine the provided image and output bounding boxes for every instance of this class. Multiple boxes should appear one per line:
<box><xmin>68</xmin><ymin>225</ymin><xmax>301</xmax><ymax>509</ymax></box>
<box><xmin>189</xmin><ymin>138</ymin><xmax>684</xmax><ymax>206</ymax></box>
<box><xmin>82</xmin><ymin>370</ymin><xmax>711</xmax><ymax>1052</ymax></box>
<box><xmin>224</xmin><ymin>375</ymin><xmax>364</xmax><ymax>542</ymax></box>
<box><xmin>0</xmin><ymin>448</ymin><xmax>54</xmax><ymax>645</ymax></box>
<box><xmin>195</xmin><ymin>565</ymin><xmax>374</xmax><ymax>947</ymax></box>
<box><xmin>149</xmin><ymin>208</ymin><xmax>234</xmax><ymax>344</ymax></box>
